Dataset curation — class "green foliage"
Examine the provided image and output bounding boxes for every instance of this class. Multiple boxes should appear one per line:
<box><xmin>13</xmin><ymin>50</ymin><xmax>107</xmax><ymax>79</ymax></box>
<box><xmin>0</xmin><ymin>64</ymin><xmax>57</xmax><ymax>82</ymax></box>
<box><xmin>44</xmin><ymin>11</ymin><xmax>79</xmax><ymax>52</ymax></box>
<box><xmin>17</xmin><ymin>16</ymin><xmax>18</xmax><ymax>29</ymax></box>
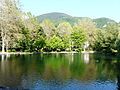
<box><xmin>32</xmin><ymin>36</ymin><xmax>45</xmax><ymax>52</ymax></box>
<box><xmin>76</xmin><ymin>18</ymin><xmax>97</xmax><ymax>48</ymax></box>
<box><xmin>45</xmin><ymin>35</ymin><xmax>64</xmax><ymax>51</ymax></box>
<box><xmin>41</xmin><ymin>19</ymin><xmax>56</xmax><ymax>38</ymax></box>
<box><xmin>31</xmin><ymin>26</ymin><xmax>46</xmax><ymax>52</ymax></box>
<box><xmin>115</xmin><ymin>33</ymin><xmax>120</xmax><ymax>53</ymax></box>
<box><xmin>57</xmin><ymin>22</ymin><xmax>72</xmax><ymax>50</ymax></box>
<box><xmin>93</xmin><ymin>18</ymin><xmax>116</xmax><ymax>28</ymax></box>
<box><xmin>15</xmin><ymin>21</ymin><xmax>45</xmax><ymax>52</ymax></box>
<box><xmin>62</xmin><ymin>37</ymin><xmax>71</xmax><ymax>50</ymax></box>
<box><xmin>71</xmin><ymin>26</ymin><xmax>86</xmax><ymax>51</ymax></box>
<box><xmin>93</xmin><ymin>23</ymin><xmax>119</xmax><ymax>53</ymax></box>
<box><xmin>57</xmin><ymin>22</ymin><xmax>72</xmax><ymax>38</ymax></box>
<box><xmin>115</xmin><ymin>39</ymin><xmax>120</xmax><ymax>53</ymax></box>
<box><xmin>15</xmin><ymin>28</ymin><xmax>31</xmax><ymax>52</ymax></box>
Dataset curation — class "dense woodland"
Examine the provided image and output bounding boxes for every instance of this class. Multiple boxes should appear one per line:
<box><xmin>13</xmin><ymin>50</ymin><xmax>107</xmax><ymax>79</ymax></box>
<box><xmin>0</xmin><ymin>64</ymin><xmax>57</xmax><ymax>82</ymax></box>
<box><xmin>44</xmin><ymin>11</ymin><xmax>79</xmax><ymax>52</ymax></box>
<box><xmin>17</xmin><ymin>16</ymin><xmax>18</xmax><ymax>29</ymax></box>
<box><xmin>0</xmin><ymin>0</ymin><xmax>120</xmax><ymax>54</ymax></box>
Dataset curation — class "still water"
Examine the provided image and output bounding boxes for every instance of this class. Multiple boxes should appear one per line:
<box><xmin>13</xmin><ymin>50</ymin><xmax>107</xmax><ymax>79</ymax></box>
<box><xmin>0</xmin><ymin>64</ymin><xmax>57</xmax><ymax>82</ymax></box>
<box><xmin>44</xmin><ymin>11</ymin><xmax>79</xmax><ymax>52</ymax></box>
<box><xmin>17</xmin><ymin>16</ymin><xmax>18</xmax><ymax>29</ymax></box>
<box><xmin>0</xmin><ymin>53</ymin><xmax>120</xmax><ymax>90</ymax></box>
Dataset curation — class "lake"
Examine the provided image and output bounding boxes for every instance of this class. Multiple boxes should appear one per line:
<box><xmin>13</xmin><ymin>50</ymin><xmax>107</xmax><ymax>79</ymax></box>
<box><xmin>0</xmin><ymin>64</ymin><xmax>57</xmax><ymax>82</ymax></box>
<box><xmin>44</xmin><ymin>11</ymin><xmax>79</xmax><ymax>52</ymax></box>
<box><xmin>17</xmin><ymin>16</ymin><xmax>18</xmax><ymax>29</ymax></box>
<box><xmin>0</xmin><ymin>53</ymin><xmax>119</xmax><ymax>90</ymax></box>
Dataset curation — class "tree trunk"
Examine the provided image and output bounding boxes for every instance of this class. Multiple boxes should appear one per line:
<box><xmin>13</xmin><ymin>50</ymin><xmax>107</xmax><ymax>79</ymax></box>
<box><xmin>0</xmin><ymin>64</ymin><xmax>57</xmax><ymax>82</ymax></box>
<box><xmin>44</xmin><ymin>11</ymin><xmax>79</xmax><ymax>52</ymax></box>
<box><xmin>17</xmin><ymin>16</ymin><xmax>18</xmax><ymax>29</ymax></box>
<box><xmin>2</xmin><ymin>36</ymin><xmax>5</xmax><ymax>53</ymax></box>
<box><xmin>6</xmin><ymin>40</ymin><xmax>8</xmax><ymax>52</ymax></box>
<box><xmin>1</xmin><ymin>28</ymin><xmax>5</xmax><ymax>53</ymax></box>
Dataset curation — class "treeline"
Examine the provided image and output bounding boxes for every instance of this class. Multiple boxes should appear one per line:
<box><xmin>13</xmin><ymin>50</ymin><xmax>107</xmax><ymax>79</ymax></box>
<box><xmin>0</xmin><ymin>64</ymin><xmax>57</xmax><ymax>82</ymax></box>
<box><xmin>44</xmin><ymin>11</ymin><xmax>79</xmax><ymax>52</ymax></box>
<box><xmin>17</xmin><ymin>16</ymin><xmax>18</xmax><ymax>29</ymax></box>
<box><xmin>0</xmin><ymin>0</ymin><xmax>120</xmax><ymax>53</ymax></box>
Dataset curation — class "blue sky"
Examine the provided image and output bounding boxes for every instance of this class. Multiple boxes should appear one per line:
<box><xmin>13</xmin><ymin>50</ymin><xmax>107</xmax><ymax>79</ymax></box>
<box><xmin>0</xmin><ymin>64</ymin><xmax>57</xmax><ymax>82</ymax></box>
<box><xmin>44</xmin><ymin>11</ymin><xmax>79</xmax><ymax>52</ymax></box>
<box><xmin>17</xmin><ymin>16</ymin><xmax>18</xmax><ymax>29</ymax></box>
<box><xmin>20</xmin><ymin>0</ymin><xmax>120</xmax><ymax>22</ymax></box>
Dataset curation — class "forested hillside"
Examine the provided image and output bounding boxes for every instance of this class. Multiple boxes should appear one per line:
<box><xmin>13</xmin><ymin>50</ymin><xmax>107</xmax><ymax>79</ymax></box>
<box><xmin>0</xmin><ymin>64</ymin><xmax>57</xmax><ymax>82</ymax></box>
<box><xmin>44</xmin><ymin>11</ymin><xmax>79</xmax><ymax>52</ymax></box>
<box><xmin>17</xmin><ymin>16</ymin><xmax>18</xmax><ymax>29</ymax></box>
<box><xmin>37</xmin><ymin>12</ymin><xmax>116</xmax><ymax>28</ymax></box>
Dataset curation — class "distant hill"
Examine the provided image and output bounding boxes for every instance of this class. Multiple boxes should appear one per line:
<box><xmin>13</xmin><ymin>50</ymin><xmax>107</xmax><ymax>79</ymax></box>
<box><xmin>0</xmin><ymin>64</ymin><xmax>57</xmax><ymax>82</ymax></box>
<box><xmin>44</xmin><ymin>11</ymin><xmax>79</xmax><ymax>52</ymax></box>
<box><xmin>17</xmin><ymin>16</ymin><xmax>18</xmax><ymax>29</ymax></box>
<box><xmin>37</xmin><ymin>12</ymin><xmax>79</xmax><ymax>25</ymax></box>
<box><xmin>93</xmin><ymin>18</ymin><xmax>116</xmax><ymax>28</ymax></box>
<box><xmin>37</xmin><ymin>12</ymin><xmax>117</xmax><ymax>28</ymax></box>
<box><xmin>37</xmin><ymin>12</ymin><xmax>72</xmax><ymax>21</ymax></box>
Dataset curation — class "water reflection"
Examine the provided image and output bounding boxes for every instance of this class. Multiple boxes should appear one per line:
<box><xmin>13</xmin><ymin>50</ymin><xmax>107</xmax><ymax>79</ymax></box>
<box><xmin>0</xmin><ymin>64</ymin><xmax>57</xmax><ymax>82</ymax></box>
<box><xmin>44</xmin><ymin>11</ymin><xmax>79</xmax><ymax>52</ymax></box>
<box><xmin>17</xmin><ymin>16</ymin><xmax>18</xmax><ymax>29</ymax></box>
<box><xmin>83</xmin><ymin>52</ymin><xmax>89</xmax><ymax>64</ymax></box>
<box><xmin>0</xmin><ymin>53</ymin><xmax>119</xmax><ymax>90</ymax></box>
<box><xmin>116</xmin><ymin>61</ymin><xmax>120</xmax><ymax>90</ymax></box>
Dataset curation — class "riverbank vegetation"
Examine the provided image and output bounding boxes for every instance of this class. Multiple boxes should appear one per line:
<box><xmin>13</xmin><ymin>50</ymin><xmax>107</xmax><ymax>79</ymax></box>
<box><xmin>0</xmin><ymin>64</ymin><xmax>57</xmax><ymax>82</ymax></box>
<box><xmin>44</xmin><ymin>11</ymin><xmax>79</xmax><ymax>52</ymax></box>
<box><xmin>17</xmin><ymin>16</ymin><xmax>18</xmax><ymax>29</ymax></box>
<box><xmin>0</xmin><ymin>0</ymin><xmax>120</xmax><ymax>54</ymax></box>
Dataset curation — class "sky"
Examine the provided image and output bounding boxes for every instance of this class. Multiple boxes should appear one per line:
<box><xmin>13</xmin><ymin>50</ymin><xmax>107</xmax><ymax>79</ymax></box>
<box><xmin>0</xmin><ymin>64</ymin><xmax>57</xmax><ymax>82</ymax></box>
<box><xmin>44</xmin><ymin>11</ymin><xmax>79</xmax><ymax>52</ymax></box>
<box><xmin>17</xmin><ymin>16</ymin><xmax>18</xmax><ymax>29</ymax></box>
<box><xmin>20</xmin><ymin>0</ymin><xmax>120</xmax><ymax>22</ymax></box>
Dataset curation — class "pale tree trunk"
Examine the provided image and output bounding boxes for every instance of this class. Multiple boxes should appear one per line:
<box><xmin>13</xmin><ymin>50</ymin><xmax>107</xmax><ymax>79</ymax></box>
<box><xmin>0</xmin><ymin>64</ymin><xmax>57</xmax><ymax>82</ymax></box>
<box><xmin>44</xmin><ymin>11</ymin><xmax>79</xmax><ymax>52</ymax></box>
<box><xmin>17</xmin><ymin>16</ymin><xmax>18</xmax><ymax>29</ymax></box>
<box><xmin>1</xmin><ymin>31</ymin><xmax>5</xmax><ymax>53</ymax></box>
<box><xmin>6</xmin><ymin>40</ymin><xmax>8</xmax><ymax>52</ymax></box>
<box><xmin>1</xmin><ymin>1</ymin><xmax>5</xmax><ymax>53</ymax></box>
<box><xmin>0</xmin><ymin>0</ymin><xmax>21</xmax><ymax>53</ymax></box>
<box><xmin>2</xmin><ymin>37</ymin><xmax>5</xmax><ymax>53</ymax></box>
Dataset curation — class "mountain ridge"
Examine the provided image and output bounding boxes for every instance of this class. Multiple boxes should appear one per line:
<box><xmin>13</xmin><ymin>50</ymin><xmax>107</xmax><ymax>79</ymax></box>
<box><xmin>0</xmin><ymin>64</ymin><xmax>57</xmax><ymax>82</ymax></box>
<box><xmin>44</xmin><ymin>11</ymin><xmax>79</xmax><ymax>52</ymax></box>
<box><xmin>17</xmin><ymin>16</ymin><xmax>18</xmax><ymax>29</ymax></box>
<box><xmin>37</xmin><ymin>12</ymin><xmax>117</xmax><ymax>28</ymax></box>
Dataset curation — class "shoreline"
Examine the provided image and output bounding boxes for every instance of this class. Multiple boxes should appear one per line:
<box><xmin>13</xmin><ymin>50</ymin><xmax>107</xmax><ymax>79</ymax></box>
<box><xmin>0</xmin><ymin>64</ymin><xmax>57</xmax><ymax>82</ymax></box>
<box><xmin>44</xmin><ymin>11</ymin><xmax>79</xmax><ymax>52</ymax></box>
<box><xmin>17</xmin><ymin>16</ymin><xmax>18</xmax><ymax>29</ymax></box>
<box><xmin>0</xmin><ymin>51</ymin><xmax>95</xmax><ymax>55</ymax></box>
<box><xmin>0</xmin><ymin>52</ymin><xmax>33</xmax><ymax>55</ymax></box>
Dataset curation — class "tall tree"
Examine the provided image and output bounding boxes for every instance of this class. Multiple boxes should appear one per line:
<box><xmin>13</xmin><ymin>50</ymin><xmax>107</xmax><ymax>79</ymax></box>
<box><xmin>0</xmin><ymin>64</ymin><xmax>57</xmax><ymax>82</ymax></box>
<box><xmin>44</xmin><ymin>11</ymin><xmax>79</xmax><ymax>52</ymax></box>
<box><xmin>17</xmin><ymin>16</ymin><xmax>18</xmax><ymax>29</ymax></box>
<box><xmin>93</xmin><ymin>23</ymin><xmax>119</xmax><ymax>53</ymax></box>
<box><xmin>16</xmin><ymin>12</ymin><xmax>45</xmax><ymax>52</ymax></box>
<box><xmin>40</xmin><ymin>19</ymin><xmax>56</xmax><ymax>39</ymax></box>
<box><xmin>0</xmin><ymin>0</ymin><xmax>22</xmax><ymax>52</ymax></box>
<box><xmin>76</xmin><ymin>18</ymin><xmax>97</xmax><ymax>49</ymax></box>
<box><xmin>71</xmin><ymin>26</ymin><xmax>86</xmax><ymax>51</ymax></box>
<box><xmin>45</xmin><ymin>35</ymin><xmax>64</xmax><ymax>51</ymax></box>
<box><xmin>57</xmin><ymin>22</ymin><xmax>72</xmax><ymax>50</ymax></box>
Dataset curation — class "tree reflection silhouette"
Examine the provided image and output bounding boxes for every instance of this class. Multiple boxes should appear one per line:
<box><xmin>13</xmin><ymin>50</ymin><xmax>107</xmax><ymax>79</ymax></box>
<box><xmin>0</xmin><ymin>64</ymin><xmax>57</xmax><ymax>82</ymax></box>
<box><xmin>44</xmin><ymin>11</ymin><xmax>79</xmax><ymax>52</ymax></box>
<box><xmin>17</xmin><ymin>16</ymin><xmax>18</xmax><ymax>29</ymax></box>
<box><xmin>116</xmin><ymin>61</ymin><xmax>120</xmax><ymax>90</ymax></box>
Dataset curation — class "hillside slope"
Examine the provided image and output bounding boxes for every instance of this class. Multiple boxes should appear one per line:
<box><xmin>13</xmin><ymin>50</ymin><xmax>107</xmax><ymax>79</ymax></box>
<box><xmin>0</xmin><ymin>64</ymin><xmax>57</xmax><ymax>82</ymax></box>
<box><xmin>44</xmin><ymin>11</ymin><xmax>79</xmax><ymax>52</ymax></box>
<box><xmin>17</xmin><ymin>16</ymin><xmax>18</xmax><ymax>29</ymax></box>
<box><xmin>37</xmin><ymin>12</ymin><xmax>117</xmax><ymax>28</ymax></box>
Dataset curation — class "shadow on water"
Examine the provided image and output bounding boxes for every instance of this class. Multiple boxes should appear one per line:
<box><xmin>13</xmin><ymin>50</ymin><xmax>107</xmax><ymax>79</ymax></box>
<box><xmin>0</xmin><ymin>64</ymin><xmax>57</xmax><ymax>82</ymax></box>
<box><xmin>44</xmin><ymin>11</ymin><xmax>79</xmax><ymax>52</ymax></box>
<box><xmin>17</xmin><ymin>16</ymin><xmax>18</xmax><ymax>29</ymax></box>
<box><xmin>0</xmin><ymin>53</ymin><xmax>120</xmax><ymax>90</ymax></box>
<box><xmin>116</xmin><ymin>60</ymin><xmax>120</xmax><ymax>90</ymax></box>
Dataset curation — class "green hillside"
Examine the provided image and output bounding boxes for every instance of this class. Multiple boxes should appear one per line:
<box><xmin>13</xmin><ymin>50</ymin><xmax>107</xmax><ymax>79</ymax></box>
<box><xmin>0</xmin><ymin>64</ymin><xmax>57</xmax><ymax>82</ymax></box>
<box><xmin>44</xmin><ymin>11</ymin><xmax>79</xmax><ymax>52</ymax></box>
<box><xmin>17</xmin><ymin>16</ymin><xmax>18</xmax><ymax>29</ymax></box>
<box><xmin>37</xmin><ymin>12</ymin><xmax>117</xmax><ymax>28</ymax></box>
<box><xmin>37</xmin><ymin>12</ymin><xmax>78</xmax><ymax>25</ymax></box>
<box><xmin>93</xmin><ymin>17</ymin><xmax>116</xmax><ymax>28</ymax></box>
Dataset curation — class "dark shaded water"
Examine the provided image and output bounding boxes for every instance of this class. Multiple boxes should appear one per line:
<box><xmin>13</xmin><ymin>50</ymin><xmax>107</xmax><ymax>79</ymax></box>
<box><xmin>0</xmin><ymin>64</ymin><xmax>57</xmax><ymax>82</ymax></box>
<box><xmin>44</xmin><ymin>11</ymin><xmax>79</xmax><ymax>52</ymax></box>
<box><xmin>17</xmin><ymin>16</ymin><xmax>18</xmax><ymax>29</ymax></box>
<box><xmin>0</xmin><ymin>53</ymin><xmax>120</xmax><ymax>90</ymax></box>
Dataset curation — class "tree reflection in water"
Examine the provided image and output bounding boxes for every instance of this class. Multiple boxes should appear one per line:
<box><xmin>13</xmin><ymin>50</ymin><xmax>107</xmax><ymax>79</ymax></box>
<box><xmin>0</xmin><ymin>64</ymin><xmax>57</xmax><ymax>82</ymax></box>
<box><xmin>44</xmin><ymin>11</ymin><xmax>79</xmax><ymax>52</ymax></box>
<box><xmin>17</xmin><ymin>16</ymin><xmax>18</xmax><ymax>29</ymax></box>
<box><xmin>0</xmin><ymin>53</ymin><xmax>119</xmax><ymax>90</ymax></box>
<box><xmin>116</xmin><ymin>61</ymin><xmax>120</xmax><ymax>90</ymax></box>
<box><xmin>83</xmin><ymin>52</ymin><xmax>89</xmax><ymax>64</ymax></box>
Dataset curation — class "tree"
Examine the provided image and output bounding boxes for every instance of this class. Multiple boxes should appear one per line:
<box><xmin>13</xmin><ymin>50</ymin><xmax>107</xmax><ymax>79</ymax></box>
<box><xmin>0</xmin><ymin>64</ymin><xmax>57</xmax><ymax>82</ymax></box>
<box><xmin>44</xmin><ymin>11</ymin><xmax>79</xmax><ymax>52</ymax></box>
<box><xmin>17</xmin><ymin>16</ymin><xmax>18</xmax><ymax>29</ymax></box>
<box><xmin>45</xmin><ymin>35</ymin><xmax>64</xmax><ymax>51</ymax></box>
<box><xmin>71</xmin><ymin>26</ymin><xmax>86</xmax><ymax>51</ymax></box>
<box><xmin>16</xmin><ymin>13</ymin><xmax>45</xmax><ymax>52</ymax></box>
<box><xmin>0</xmin><ymin>0</ymin><xmax>22</xmax><ymax>52</ymax></box>
<box><xmin>57</xmin><ymin>22</ymin><xmax>72</xmax><ymax>50</ymax></box>
<box><xmin>115</xmin><ymin>33</ymin><xmax>120</xmax><ymax>53</ymax></box>
<box><xmin>23</xmin><ymin>12</ymin><xmax>40</xmax><ymax>38</ymax></box>
<box><xmin>93</xmin><ymin>23</ymin><xmax>119</xmax><ymax>53</ymax></box>
<box><xmin>93</xmin><ymin>29</ymin><xmax>105</xmax><ymax>52</ymax></box>
<box><xmin>32</xmin><ymin>27</ymin><xmax>45</xmax><ymax>52</ymax></box>
<box><xmin>41</xmin><ymin>19</ymin><xmax>56</xmax><ymax>39</ymax></box>
<box><xmin>16</xmin><ymin>28</ymin><xmax>31</xmax><ymax>52</ymax></box>
<box><xmin>75</xmin><ymin>18</ymin><xmax>97</xmax><ymax>49</ymax></box>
